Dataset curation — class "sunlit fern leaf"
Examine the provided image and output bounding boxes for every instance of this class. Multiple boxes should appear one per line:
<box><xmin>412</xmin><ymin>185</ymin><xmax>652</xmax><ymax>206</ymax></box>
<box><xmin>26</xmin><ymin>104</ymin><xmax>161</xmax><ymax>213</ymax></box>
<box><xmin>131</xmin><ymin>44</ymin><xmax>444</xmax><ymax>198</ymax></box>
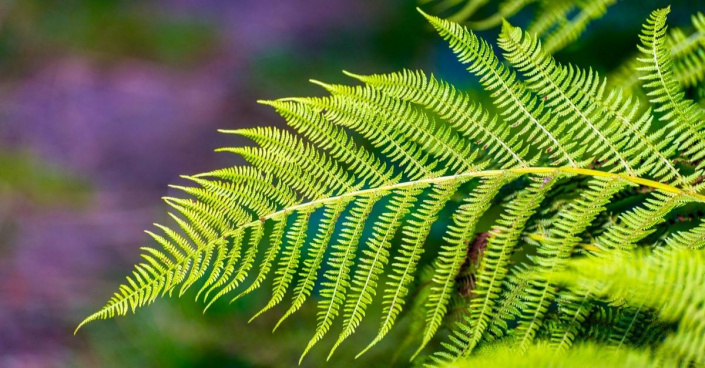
<box><xmin>612</xmin><ymin>11</ymin><xmax>705</xmax><ymax>97</ymax></box>
<box><xmin>317</xmin><ymin>83</ymin><xmax>484</xmax><ymax>175</ymax></box>
<box><xmin>249</xmin><ymin>208</ymin><xmax>316</xmax><ymax>322</ymax></box>
<box><xmin>438</xmin><ymin>175</ymin><xmax>561</xmax><ymax>361</ymax></box>
<box><xmin>357</xmin><ymin>181</ymin><xmax>459</xmax><ymax>358</ymax></box>
<box><xmin>258</xmin><ymin>100</ymin><xmax>395</xmax><ymax>188</ymax></box>
<box><xmin>562</xmin><ymin>65</ymin><xmax>690</xmax><ymax>188</ymax></box>
<box><xmin>192</xmin><ymin>166</ymin><xmax>299</xmax><ymax>208</ymax></box>
<box><xmin>419</xmin><ymin>11</ymin><xmax>583</xmax><ymax>167</ymax></box>
<box><xmin>302</xmin><ymin>193</ymin><xmax>382</xmax><ymax>362</ymax></box>
<box><xmin>232</xmin><ymin>127</ymin><xmax>360</xmax><ymax>194</ymax></box>
<box><xmin>330</xmin><ymin>187</ymin><xmax>418</xmax><ymax>356</ymax></box>
<box><xmin>499</xmin><ymin>20</ymin><xmax>636</xmax><ymax>175</ymax></box>
<box><xmin>228</xmin><ymin>213</ymin><xmax>287</xmax><ymax>304</ymax></box>
<box><xmin>637</xmin><ymin>7</ymin><xmax>705</xmax><ymax>172</ymax></box>
<box><xmin>78</xmin><ymin>7</ymin><xmax>705</xmax><ymax>366</ymax></box>
<box><xmin>345</xmin><ymin>69</ymin><xmax>535</xmax><ymax>168</ymax></box>
<box><xmin>206</xmin><ymin>221</ymin><xmax>264</xmax><ymax>308</ymax></box>
<box><xmin>196</xmin><ymin>226</ymin><xmax>244</xmax><ymax>302</ymax></box>
<box><xmin>412</xmin><ymin>175</ymin><xmax>511</xmax><ymax>359</ymax></box>
<box><xmin>292</xmin><ymin>94</ymin><xmax>441</xmax><ymax>181</ymax></box>
<box><xmin>274</xmin><ymin>197</ymin><xmax>351</xmax><ymax>331</ymax></box>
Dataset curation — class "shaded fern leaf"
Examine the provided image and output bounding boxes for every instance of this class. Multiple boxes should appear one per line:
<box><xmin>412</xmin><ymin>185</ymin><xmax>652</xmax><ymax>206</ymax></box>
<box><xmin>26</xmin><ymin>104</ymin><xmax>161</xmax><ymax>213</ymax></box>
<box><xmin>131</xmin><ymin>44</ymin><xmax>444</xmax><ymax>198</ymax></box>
<box><xmin>420</xmin><ymin>0</ymin><xmax>618</xmax><ymax>54</ymax></box>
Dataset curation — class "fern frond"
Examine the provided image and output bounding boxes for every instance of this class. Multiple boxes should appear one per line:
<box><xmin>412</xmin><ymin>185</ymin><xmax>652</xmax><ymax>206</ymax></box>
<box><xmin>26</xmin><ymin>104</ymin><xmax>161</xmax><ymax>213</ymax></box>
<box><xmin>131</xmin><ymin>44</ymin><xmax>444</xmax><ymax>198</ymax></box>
<box><xmin>540</xmin><ymin>0</ymin><xmax>616</xmax><ymax>55</ymax></box>
<box><xmin>274</xmin><ymin>198</ymin><xmax>351</xmax><ymax>331</ymax></box>
<box><xmin>513</xmin><ymin>177</ymin><xmax>628</xmax><ymax>353</ymax></box>
<box><xmin>329</xmin><ymin>187</ymin><xmax>418</xmax><ymax>356</ymax></box>
<box><xmin>637</xmin><ymin>7</ymin><xmax>705</xmax><ymax>171</ymax></box>
<box><xmin>412</xmin><ymin>174</ymin><xmax>511</xmax><ymax>359</ymax></box>
<box><xmin>345</xmin><ymin>69</ymin><xmax>533</xmax><ymax>168</ymax></box>
<box><xmin>442</xmin><ymin>174</ymin><xmax>561</xmax><ymax>360</ymax></box>
<box><xmin>205</xmin><ymin>221</ymin><xmax>264</xmax><ymax>307</ymax></box>
<box><xmin>499</xmin><ymin>20</ymin><xmax>635</xmax><ymax>175</ymax></box>
<box><xmin>562</xmin><ymin>66</ymin><xmax>690</xmax><ymax>188</ymax></box>
<box><xmin>229</xmin><ymin>214</ymin><xmax>288</xmax><ymax>303</ymax></box>
<box><xmin>230</xmin><ymin>127</ymin><xmax>359</xmax><ymax>194</ymax></box>
<box><xmin>78</xmin><ymin>8</ymin><xmax>705</xmax><ymax>366</ymax></box>
<box><xmin>358</xmin><ymin>181</ymin><xmax>459</xmax><ymax>358</ymax></box>
<box><xmin>291</xmin><ymin>94</ymin><xmax>441</xmax><ymax>180</ymax></box>
<box><xmin>592</xmin><ymin>191</ymin><xmax>689</xmax><ymax>253</ymax></box>
<box><xmin>301</xmin><ymin>193</ymin><xmax>382</xmax><ymax>362</ymax></box>
<box><xmin>249</xmin><ymin>208</ymin><xmax>316</xmax><ymax>321</ymax></box>
<box><xmin>258</xmin><ymin>100</ymin><xmax>395</xmax><ymax>187</ymax></box>
<box><xmin>315</xmin><ymin>82</ymin><xmax>483</xmax><ymax>175</ymax></box>
<box><xmin>420</xmin><ymin>11</ymin><xmax>582</xmax><ymax>167</ymax></box>
<box><xmin>611</xmin><ymin>11</ymin><xmax>705</xmax><ymax>96</ymax></box>
<box><xmin>222</xmin><ymin>146</ymin><xmax>328</xmax><ymax>200</ymax></box>
<box><xmin>193</xmin><ymin>166</ymin><xmax>298</xmax><ymax>208</ymax></box>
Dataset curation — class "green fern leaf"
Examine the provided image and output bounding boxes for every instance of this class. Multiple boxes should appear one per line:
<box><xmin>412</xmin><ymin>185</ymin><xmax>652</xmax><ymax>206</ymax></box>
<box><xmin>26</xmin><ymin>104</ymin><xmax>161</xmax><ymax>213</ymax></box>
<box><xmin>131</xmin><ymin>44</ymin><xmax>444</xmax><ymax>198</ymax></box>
<box><xmin>77</xmin><ymin>7</ymin><xmax>705</xmax><ymax>366</ymax></box>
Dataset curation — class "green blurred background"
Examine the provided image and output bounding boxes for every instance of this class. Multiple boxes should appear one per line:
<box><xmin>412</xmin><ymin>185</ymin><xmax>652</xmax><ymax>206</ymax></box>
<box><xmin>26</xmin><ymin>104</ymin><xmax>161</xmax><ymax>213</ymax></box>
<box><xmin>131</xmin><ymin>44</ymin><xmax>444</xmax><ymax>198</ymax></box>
<box><xmin>0</xmin><ymin>0</ymin><xmax>700</xmax><ymax>366</ymax></box>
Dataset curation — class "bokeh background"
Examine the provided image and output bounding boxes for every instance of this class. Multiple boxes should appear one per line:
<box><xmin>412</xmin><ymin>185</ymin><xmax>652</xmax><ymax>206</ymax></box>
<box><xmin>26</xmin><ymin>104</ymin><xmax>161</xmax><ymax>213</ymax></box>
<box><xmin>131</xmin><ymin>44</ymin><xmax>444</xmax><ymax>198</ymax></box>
<box><xmin>0</xmin><ymin>0</ymin><xmax>699</xmax><ymax>367</ymax></box>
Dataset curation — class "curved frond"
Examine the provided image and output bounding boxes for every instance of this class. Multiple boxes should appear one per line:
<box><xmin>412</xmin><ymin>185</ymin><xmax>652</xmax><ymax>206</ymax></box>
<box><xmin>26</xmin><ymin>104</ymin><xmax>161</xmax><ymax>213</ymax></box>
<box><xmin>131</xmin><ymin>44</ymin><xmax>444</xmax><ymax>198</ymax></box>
<box><xmin>637</xmin><ymin>7</ymin><xmax>705</xmax><ymax>171</ymax></box>
<box><xmin>78</xmin><ymin>7</ymin><xmax>705</xmax><ymax>366</ymax></box>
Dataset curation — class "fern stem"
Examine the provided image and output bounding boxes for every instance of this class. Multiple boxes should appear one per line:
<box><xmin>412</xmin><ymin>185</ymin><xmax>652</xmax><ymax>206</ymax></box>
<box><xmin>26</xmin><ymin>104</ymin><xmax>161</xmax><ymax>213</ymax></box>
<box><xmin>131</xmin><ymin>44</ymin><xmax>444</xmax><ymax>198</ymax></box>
<box><xmin>270</xmin><ymin>167</ymin><xmax>704</xmax><ymax>218</ymax></box>
<box><xmin>77</xmin><ymin>166</ymin><xmax>704</xmax><ymax>334</ymax></box>
<box><xmin>227</xmin><ymin>168</ymin><xmax>705</xmax><ymax>235</ymax></box>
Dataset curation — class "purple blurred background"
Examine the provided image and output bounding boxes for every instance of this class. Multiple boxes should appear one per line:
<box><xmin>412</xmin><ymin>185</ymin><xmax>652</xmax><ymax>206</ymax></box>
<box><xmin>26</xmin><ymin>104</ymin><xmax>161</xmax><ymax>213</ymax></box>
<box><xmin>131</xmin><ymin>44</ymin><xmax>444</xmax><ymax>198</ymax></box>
<box><xmin>0</xmin><ymin>1</ymin><xmax>432</xmax><ymax>366</ymax></box>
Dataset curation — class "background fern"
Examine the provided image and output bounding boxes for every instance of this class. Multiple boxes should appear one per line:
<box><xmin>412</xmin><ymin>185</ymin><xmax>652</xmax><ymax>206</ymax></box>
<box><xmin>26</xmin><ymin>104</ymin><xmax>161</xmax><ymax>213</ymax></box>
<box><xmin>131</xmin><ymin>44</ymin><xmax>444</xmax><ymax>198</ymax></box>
<box><xmin>76</xmin><ymin>4</ymin><xmax>705</xmax><ymax>367</ymax></box>
<box><xmin>420</xmin><ymin>0</ymin><xmax>619</xmax><ymax>54</ymax></box>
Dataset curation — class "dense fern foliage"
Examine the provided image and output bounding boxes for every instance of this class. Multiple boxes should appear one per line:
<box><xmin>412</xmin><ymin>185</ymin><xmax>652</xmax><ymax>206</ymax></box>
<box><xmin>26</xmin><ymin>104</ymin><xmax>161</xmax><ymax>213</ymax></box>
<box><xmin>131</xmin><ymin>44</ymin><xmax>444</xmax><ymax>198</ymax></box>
<box><xmin>79</xmin><ymin>6</ymin><xmax>705</xmax><ymax>367</ymax></box>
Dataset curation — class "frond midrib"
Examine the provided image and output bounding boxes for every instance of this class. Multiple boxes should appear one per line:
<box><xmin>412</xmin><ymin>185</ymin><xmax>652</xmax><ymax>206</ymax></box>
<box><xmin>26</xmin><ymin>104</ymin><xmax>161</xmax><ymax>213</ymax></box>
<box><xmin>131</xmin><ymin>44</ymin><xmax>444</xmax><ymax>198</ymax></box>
<box><xmin>77</xmin><ymin>165</ymin><xmax>705</xmax><ymax>333</ymax></box>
